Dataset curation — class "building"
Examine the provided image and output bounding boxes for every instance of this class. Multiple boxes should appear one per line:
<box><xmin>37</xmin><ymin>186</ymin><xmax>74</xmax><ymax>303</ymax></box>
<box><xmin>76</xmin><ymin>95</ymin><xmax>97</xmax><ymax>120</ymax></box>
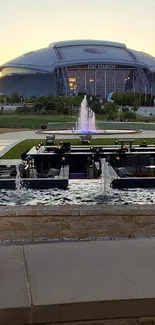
<box><xmin>0</xmin><ymin>40</ymin><xmax>155</xmax><ymax>98</ymax></box>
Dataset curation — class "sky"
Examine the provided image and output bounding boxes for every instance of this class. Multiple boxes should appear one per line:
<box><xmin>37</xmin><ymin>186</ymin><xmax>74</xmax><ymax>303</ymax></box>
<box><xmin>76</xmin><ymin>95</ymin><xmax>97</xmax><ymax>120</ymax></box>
<box><xmin>0</xmin><ymin>0</ymin><xmax>155</xmax><ymax>65</ymax></box>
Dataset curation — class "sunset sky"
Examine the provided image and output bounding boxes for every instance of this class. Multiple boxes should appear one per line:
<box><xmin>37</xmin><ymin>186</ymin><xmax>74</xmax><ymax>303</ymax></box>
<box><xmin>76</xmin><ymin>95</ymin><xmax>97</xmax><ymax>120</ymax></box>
<box><xmin>1</xmin><ymin>0</ymin><xmax>155</xmax><ymax>65</ymax></box>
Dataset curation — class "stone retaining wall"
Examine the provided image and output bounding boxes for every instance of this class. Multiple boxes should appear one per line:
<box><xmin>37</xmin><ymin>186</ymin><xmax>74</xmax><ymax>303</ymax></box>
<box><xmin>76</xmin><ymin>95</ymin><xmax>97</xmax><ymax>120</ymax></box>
<box><xmin>0</xmin><ymin>204</ymin><xmax>155</xmax><ymax>241</ymax></box>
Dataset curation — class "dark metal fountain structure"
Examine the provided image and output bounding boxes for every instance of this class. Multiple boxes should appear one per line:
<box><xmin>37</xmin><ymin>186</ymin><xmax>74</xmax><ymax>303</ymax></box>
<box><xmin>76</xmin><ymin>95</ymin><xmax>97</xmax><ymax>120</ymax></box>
<box><xmin>27</xmin><ymin>140</ymin><xmax>155</xmax><ymax>189</ymax></box>
<box><xmin>1</xmin><ymin>139</ymin><xmax>155</xmax><ymax>189</ymax></box>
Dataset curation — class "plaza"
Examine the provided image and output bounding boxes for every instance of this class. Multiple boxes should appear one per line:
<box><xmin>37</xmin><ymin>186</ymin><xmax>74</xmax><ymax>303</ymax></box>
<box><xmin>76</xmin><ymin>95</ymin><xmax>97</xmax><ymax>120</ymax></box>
<box><xmin>0</xmin><ymin>127</ymin><xmax>155</xmax><ymax>323</ymax></box>
<box><xmin>1</xmin><ymin>0</ymin><xmax>155</xmax><ymax>323</ymax></box>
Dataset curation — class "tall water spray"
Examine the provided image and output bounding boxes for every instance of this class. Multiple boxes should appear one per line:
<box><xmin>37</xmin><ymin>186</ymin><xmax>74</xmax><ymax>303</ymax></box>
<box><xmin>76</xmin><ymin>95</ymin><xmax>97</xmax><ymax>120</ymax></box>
<box><xmin>78</xmin><ymin>96</ymin><xmax>96</xmax><ymax>132</ymax></box>
<box><xmin>15</xmin><ymin>164</ymin><xmax>22</xmax><ymax>192</ymax></box>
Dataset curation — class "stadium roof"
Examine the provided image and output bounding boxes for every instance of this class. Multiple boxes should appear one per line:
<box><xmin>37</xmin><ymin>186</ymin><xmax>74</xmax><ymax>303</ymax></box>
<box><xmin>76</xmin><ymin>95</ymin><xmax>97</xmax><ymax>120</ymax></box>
<box><xmin>1</xmin><ymin>40</ymin><xmax>155</xmax><ymax>73</ymax></box>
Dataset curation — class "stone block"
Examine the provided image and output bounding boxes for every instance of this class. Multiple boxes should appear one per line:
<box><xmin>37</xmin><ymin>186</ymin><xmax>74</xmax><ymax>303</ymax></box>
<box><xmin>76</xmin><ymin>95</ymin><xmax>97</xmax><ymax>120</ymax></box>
<box><xmin>32</xmin><ymin>216</ymin><xmax>60</xmax><ymax>226</ymax></box>
<box><xmin>92</xmin><ymin>205</ymin><xmax>155</xmax><ymax>217</ymax></box>
<box><xmin>79</xmin><ymin>205</ymin><xmax>94</xmax><ymax>216</ymax></box>
<box><xmin>61</xmin><ymin>222</ymin><xmax>71</xmax><ymax>230</ymax></box>
<box><xmin>0</xmin><ymin>207</ymin><xmax>10</xmax><ymax>217</ymax></box>
<box><xmin>0</xmin><ymin>307</ymin><xmax>29</xmax><ymax>325</ymax></box>
<box><xmin>56</xmin><ymin>205</ymin><xmax>79</xmax><ymax>216</ymax></box>
<box><xmin>1</xmin><ymin>205</ymin><xmax>155</xmax><ymax>241</ymax></box>
<box><xmin>0</xmin><ymin>231</ymin><xmax>32</xmax><ymax>241</ymax></box>
<box><xmin>36</xmin><ymin>206</ymin><xmax>58</xmax><ymax>216</ymax></box>
<box><xmin>35</xmin><ymin>205</ymin><xmax>79</xmax><ymax>217</ymax></box>
<box><xmin>0</xmin><ymin>216</ymin><xmax>31</xmax><ymax>232</ymax></box>
<box><xmin>32</xmin><ymin>220</ymin><xmax>61</xmax><ymax>238</ymax></box>
<box><xmin>61</xmin><ymin>220</ymin><xmax>108</xmax><ymax>238</ymax></box>
<box><xmin>15</xmin><ymin>206</ymin><xmax>37</xmax><ymax>216</ymax></box>
<box><xmin>31</xmin><ymin>300</ymin><xmax>155</xmax><ymax>324</ymax></box>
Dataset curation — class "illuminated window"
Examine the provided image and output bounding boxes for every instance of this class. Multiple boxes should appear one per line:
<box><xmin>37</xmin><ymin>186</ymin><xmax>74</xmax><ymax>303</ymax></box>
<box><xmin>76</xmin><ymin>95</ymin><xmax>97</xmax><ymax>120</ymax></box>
<box><xmin>69</xmin><ymin>77</ymin><xmax>76</xmax><ymax>82</ymax></box>
<box><xmin>1</xmin><ymin>67</ymin><xmax>43</xmax><ymax>77</ymax></box>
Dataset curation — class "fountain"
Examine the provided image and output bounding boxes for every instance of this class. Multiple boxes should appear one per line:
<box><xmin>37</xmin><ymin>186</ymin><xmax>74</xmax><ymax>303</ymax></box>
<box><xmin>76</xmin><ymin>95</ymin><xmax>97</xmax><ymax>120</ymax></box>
<box><xmin>100</xmin><ymin>158</ymin><xmax>110</xmax><ymax>195</ymax></box>
<box><xmin>77</xmin><ymin>96</ymin><xmax>96</xmax><ymax>133</ymax></box>
<box><xmin>15</xmin><ymin>164</ymin><xmax>22</xmax><ymax>192</ymax></box>
<box><xmin>42</xmin><ymin>95</ymin><xmax>142</xmax><ymax>135</ymax></box>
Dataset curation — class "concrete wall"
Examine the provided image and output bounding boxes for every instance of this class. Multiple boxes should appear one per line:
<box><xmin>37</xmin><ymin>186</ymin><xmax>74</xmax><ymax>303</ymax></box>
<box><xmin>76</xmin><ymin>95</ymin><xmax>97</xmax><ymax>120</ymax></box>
<box><xmin>1</xmin><ymin>204</ymin><xmax>155</xmax><ymax>242</ymax></box>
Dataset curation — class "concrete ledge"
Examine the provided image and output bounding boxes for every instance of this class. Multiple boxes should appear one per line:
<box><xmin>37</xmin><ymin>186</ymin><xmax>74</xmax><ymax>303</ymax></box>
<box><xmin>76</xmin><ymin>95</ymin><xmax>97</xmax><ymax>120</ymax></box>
<box><xmin>30</xmin><ymin>299</ymin><xmax>155</xmax><ymax>324</ymax></box>
<box><xmin>1</xmin><ymin>305</ymin><xmax>155</xmax><ymax>325</ymax></box>
<box><xmin>1</xmin><ymin>239</ymin><xmax>155</xmax><ymax>324</ymax></box>
<box><xmin>1</xmin><ymin>204</ymin><xmax>155</xmax><ymax>217</ymax></box>
<box><xmin>0</xmin><ymin>307</ymin><xmax>29</xmax><ymax>325</ymax></box>
<box><xmin>0</xmin><ymin>205</ymin><xmax>155</xmax><ymax>241</ymax></box>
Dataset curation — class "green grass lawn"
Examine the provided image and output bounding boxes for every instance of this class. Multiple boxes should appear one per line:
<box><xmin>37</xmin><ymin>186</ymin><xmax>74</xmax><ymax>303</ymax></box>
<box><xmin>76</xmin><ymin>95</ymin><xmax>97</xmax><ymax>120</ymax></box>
<box><xmin>1</xmin><ymin>113</ymin><xmax>155</xmax><ymax>130</ymax></box>
<box><xmin>0</xmin><ymin>114</ymin><xmax>77</xmax><ymax>129</ymax></box>
<box><xmin>2</xmin><ymin>111</ymin><xmax>155</xmax><ymax>130</ymax></box>
<box><xmin>1</xmin><ymin>137</ymin><xmax>155</xmax><ymax>159</ymax></box>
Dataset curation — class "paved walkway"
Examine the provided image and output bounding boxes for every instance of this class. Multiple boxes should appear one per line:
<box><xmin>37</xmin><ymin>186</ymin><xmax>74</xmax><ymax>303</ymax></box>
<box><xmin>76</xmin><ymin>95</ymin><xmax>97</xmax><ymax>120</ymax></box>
<box><xmin>0</xmin><ymin>130</ymin><xmax>155</xmax><ymax>141</ymax></box>
<box><xmin>0</xmin><ymin>139</ymin><xmax>21</xmax><ymax>158</ymax></box>
<box><xmin>0</xmin><ymin>159</ymin><xmax>21</xmax><ymax>166</ymax></box>
<box><xmin>1</xmin><ymin>239</ymin><xmax>155</xmax><ymax>324</ymax></box>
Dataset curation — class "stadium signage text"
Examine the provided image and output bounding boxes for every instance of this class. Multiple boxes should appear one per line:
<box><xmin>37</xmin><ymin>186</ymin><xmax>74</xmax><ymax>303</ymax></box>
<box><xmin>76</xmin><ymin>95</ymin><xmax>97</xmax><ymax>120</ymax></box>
<box><xmin>88</xmin><ymin>64</ymin><xmax>115</xmax><ymax>69</ymax></box>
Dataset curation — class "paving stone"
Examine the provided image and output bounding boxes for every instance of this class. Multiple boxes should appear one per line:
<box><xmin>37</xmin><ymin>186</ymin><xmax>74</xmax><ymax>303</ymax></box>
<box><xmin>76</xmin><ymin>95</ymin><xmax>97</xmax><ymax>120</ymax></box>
<box><xmin>24</xmin><ymin>239</ymin><xmax>155</xmax><ymax>306</ymax></box>
<box><xmin>0</xmin><ymin>245</ymin><xmax>30</xmax><ymax>309</ymax></box>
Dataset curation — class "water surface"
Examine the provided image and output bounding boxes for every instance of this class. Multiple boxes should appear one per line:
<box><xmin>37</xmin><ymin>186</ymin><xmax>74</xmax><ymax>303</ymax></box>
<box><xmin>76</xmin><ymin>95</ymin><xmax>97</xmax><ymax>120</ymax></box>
<box><xmin>0</xmin><ymin>180</ymin><xmax>154</xmax><ymax>206</ymax></box>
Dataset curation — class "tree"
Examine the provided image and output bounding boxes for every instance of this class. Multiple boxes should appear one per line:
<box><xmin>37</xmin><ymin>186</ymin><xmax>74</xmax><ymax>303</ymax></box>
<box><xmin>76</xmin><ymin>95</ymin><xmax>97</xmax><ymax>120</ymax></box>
<box><xmin>103</xmin><ymin>102</ymin><xmax>118</xmax><ymax>120</ymax></box>
<box><xmin>44</xmin><ymin>101</ymin><xmax>56</xmax><ymax>112</ymax></box>
<box><xmin>37</xmin><ymin>96</ymin><xmax>47</xmax><ymax>103</ymax></box>
<box><xmin>62</xmin><ymin>106</ymin><xmax>70</xmax><ymax>115</ymax></box>
<box><xmin>121</xmin><ymin>110</ymin><xmax>136</xmax><ymax>121</ymax></box>
<box><xmin>0</xmin><ymin>95</ymin><xmax>4</xmax><ymax>104</ymax></box>
<box><xmin>111</xmin><ymin>92</ymin><xmax>155</xmax><ymax>108</ymax></box>
<box><xmin>0</xmin><ymin>95</ymin><xmax>10</xmax><ymax>104</ymax></box>
<box><xmin>10</xmin><ymin>93</ymin><xmax>21</xmax><ymax>103</ymax></box>
<box><xmin>132</xmin><ymin>99</ymin><xmax>139</xmax><ymax>111</ymax></box>
<box><xmin>90</xmin><ymin>101</ymin><xmax>101</xmax><ymax>114</ymax></box>
<box><xmin>34</xmin><ymin>102</ymin><xmax>43</xmax><ymax>111</ymax></box>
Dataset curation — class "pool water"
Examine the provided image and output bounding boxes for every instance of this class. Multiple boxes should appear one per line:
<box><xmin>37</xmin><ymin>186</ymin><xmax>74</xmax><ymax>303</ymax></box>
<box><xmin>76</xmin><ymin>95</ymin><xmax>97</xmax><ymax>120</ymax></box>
<box><xmin>0</xmin><ymin>179</ymin><xmax>155</xmax><ymax>206</ymax></box>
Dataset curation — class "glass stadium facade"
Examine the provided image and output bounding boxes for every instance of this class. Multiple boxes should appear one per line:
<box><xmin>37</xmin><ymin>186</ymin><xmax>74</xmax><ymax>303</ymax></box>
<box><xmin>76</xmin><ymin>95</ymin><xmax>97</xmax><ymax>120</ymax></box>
<box><xmin>67</xmin><ymin>65</ymin><xmax>134</xmax><ymax>97</ymax></box>
<box><xmin>0</xmin><ymin>40</ymin><xmax>155</xmax><ymax>98</ymax></box>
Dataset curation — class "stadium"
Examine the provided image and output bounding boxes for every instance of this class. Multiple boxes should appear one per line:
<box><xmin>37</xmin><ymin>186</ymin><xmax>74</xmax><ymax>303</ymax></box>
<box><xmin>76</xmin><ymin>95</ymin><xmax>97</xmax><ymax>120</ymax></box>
<box><xmin>0</xmin><ymin>39</ymin><xmax>155</xmax><ymax>98</ymax></box>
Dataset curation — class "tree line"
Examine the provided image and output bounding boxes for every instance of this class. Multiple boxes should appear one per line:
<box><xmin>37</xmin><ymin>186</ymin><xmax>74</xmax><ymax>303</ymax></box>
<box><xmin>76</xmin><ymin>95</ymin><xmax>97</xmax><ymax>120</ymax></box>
<box><xmin>111</xmin><ymin>92</ymin><xmax>154</xmax><ymax>108</ymax></box>
<box><xmin>0</xmin><ymin>92</ymin><xmax>155</xmax><ymax>122</ymax></box>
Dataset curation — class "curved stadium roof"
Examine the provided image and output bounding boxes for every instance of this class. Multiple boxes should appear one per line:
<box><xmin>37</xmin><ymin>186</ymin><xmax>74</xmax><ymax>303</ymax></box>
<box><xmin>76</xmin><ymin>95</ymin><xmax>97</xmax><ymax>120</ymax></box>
<box><xmin>1</xmin><ymin>40</ymin><xmax>155</xmax><ymax>74</ymax></box>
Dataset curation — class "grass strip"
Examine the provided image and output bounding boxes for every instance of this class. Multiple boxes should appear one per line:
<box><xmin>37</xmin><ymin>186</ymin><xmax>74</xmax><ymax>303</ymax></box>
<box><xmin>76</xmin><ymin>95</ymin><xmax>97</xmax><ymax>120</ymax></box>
<box><xmin>1</xmin><ymin>138</ymin><xmax>155</xmax><ymax>159</ymax></box>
